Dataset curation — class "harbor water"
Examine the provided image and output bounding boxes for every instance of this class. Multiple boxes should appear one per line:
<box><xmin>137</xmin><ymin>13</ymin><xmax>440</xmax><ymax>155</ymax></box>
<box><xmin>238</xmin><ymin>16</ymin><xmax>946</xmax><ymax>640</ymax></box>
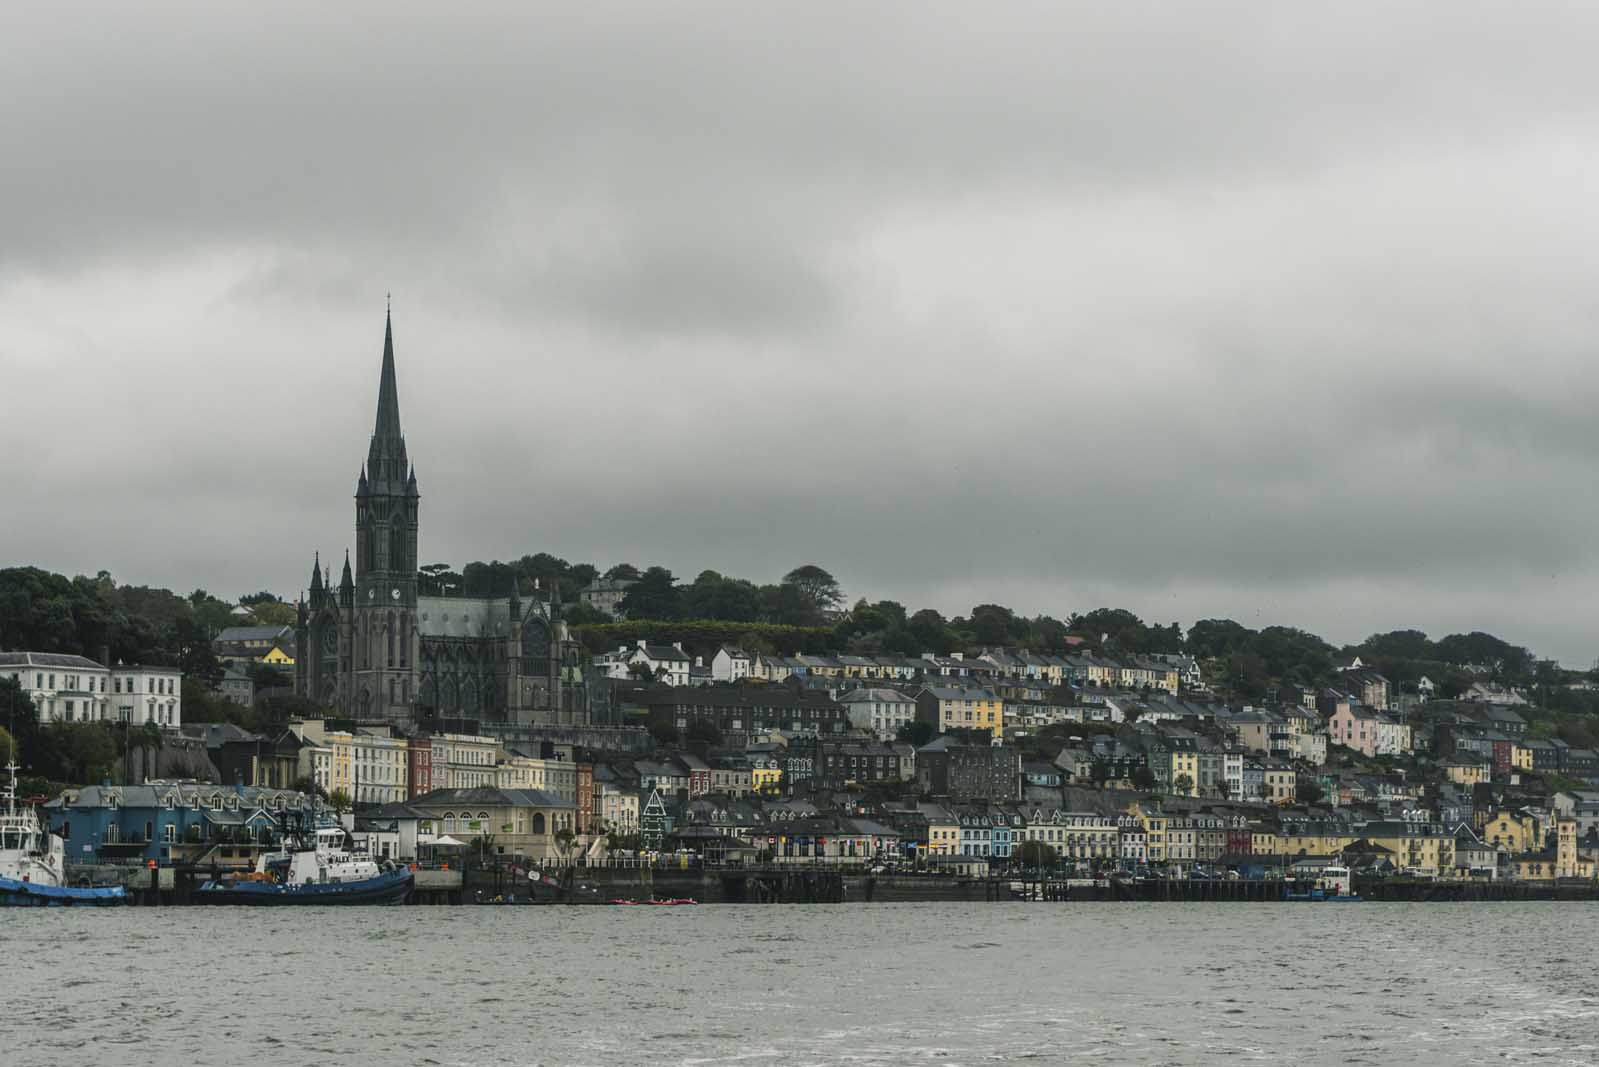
<box><xmin>4</xmin><ymin>902</ymin><xmax>1595</xmax><ymax>1066</ymax></box>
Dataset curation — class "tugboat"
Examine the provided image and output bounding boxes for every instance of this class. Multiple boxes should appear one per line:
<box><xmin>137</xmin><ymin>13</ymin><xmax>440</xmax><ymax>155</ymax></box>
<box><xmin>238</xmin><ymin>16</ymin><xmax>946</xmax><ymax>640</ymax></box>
<box><xmin>195</xmin><ymin>810</ymin><xmax>412</xmax><ymax>905</ymax></box>
<box><xmin>1284</xmin><ymin>864</ymin><xmax>1362</xmax><ymax>902</ymax></box>
<box><xmin>0</xmin><ymin>756</ymin><xmax>126</xmax><ymax>907</ymax></box>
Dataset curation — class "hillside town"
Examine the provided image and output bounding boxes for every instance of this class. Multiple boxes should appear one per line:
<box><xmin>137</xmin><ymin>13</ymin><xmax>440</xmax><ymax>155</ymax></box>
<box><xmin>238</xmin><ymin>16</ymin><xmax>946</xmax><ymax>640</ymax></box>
<box><xmin>11</xmin><ymin>623</ymin><xmax>1599</xmax><ymax>891</ymax></box>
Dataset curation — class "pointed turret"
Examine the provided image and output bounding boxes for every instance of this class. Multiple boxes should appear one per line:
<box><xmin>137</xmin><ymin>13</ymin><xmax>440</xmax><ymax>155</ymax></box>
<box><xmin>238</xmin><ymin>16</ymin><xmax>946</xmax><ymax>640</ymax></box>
<box><xmin>310</xmin><ymin>552</ymin><xmax>324</xmax><ymax>592</ymax></box>
<box><xmin>509</xmin><ymin>575</ymin><xmax>521</xmax><ymax>616</ymax></box>
<box><xmin>339</xmin><ymin>550</ymin><xmax>355</xmax><ymax>607</ymax></box>
<box><xmin>405</xmin><ymin>465</ymin><xmax>418</xmax><ymax>498</ymax></box>
<box><xmin>357</xmin><ymin>465</ymin><xmax>370</xmax><ymax>498</ymax></box>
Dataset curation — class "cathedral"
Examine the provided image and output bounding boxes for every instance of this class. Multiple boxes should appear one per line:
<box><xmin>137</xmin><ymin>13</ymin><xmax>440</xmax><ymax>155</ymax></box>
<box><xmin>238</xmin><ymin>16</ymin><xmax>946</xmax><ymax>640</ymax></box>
<box><xmin>294</xmin><ymin>310</ymin><xmax>585</xmax><ymax>729</ymax></box>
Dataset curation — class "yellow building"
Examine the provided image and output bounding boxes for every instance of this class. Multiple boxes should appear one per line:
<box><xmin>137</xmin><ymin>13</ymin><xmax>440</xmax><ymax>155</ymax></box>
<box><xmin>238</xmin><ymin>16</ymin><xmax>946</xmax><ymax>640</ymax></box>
<box><xmin>1444</xmin><ymin>761</ymin><xmax>1490</xmax><ymax>787</ymax></box>
<box><xmin>1168</xmin><ymin>750</ymin><xmax>1200</xmax><ymax>797</ymax></box>
<box><xmin>1362</xmin><ymin>826</ymin><xmax>1454</xmax><ymax>876</ymax></box>
<box><xmin>1512</xmin><ymin>819</ymin><xmax>1598</xmax><ymax>880</ymax></box>
<box><xmin>1511</xmin><ymin>743</ymin><xmax>1534</xmax><ymax>771</ymax></box>
<box><xmin>262</xmin><ymin>646</ymin><xmax>295</xmax><ymax>667</ymax></box>
<box><xmin>751</xmin><ymin>766</ymin><xmax>783</xmax><ymax>795</ymax></box>
<box><xmin>1263</xmin><ymin>765</ymin><xmax>1296</xmax><ymax>805</ymax></box>
<box><xmin>1482</xmin><ymin>810</ymin><xmax>1540</xmax><ymax>854</ymax></box>
<box><xmin>924</xmin><ymin>809</ymin><xmax>961</xmax><ymax>856</ymax></box>
<box><xmin>1127</xmin><ymin>803</ymin><xmax>1169</xmax><ymax>864</ymax></box>
<box><xmin>916</xmin><ymin>687</ymin><xmax>1003</xmax><ymax>742</ymax></box>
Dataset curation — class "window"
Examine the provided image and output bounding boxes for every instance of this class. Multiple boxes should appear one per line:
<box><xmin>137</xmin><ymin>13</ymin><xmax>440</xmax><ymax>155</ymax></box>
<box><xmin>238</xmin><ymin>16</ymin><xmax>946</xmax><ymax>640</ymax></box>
<box><xmin>163</xmin><ymin>824</ymin><xmax>176</xmax><ymax>843</ymax></box>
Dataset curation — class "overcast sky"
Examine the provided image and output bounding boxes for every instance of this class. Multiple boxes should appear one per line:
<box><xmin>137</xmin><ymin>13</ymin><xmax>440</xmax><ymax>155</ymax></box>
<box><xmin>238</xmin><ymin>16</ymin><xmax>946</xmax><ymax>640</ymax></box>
<box><xmin>4</xmin><ymin>4</ymin><xmax>1599</xmax><ymax>662</ymax></box>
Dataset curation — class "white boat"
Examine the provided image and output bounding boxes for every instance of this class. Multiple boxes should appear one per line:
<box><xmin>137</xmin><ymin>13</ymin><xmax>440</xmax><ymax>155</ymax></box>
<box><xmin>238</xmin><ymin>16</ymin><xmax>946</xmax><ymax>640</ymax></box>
<box><xmin>1</xmin><ymin>755</ymin><xmax>126</xmax><ymax>906</ymax></box>
<box><xmin>0</xmin><ymin>756</ymin><xmax>64</xmax><ymax>886</ymax></box>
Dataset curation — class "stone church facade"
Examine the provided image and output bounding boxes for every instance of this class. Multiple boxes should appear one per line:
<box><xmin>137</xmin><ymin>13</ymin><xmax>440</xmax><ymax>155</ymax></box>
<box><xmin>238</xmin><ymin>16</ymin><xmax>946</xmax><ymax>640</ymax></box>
<box><xmin>295</xmin><ymin>312</ymin><xmax>585</xmax><ymax>728</ymax></box>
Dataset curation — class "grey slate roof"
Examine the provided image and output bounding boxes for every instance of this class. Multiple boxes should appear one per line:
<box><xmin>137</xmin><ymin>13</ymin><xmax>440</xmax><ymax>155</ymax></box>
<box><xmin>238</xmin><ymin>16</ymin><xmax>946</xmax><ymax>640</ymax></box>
<box><xmin>0</xmin><ymin>651</ymin><xmax>106</xmax><ymax>669</ymax></box>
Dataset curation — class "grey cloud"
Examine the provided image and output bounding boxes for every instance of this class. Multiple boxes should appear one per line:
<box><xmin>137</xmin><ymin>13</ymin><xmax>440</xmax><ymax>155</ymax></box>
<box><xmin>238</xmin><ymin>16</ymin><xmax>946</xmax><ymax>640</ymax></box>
<box><xmin>5</xmin><ymin>4</ymin><xmax>1599</xmax><ymax>661</ymax></box>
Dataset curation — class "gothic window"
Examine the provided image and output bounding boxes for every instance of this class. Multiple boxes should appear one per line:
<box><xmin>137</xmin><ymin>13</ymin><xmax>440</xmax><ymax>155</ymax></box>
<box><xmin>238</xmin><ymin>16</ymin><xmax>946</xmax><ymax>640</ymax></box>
<box><xmin>444</xmin><ymin>676</ymin><xmax>459</xmax><ymax>711</ymax></box>
<box><xmin>463</xmin><ymin>678</ymin><xmax>479</xmax><ymax>713</ymax></box>
<box><xmin>399</xmin><ymin>614</ymin><xmax>409</xmax><ymax>668</ymax></box>
<box><xmin>359</xmin><ymin>688</ymin><xmax>372</xmax><ymax>717</ymax></box>
<box><xmin>532</xmin><ymin>812</ymin><xmax>546</xmax><ymax>835</ymax></box>
<box><xmin>522</xmin><ymin>619</ymin><xmax>552</xmax><ymax>678</ymax></box>
<box><xmin>391</xmin><ymin>526</ymin><xmax>405</xmax><ymax>573</ymax></box>
<box><xmin>387</xmin><ymin>614</ymin><xmax>396</xmax><ymax>668</ymax></box>
<box><xmin>320</xmin><ymin>621</ymin><xmax>337</xmax><ymax>657</ymax></box>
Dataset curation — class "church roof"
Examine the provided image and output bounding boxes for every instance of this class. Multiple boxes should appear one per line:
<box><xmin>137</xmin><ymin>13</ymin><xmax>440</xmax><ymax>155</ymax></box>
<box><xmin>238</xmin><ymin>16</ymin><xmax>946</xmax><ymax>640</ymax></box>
<box><xmin>417</xmin><ymin>595</ymin><xmax>547</xmax><ymax>639</ymax></box>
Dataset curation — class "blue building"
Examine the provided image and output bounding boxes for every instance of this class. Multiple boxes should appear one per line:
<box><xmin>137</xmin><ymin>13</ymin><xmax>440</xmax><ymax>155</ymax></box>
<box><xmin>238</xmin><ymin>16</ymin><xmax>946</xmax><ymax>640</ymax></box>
<box><xmin>45</xmin><ymin>782</ymin><xmax>313</xmax><ymax>868</ymax></box>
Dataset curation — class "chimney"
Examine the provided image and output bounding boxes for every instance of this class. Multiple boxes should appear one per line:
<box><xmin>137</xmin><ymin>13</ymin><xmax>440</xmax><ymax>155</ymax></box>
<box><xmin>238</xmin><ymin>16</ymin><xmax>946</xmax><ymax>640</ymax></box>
<box><xmin>99</xmin><ymin>644</ymin><xmax>111</xmax><ymax>668</ymax></box>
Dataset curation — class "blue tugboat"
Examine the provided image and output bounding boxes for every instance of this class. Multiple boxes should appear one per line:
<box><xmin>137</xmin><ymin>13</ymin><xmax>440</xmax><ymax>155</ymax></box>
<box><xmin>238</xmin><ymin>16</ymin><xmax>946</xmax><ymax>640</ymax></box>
<box><xmin>196</xmin><ymin>812</ymin><xmax>412</xmax><ymax>906</ymax></box>
<box><xmin>0</xmin><ymin>755</ymin><xmax>126</xmax><ymax>907</ymax></box>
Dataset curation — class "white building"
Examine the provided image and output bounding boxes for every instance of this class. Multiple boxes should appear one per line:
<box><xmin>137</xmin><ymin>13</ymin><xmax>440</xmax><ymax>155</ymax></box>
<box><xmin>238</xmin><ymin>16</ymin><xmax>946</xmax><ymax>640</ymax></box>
<box><xmin>595</xmin><ymin>641</ymin><xmax>693</xmax><ymax>686</ymax></box>
<box><xmin>0</xmin><ymin>652</ymin><xmax>180</xmax><ymax>729</ymax></box>
<box><xmin>838</xmin><ymin>687</ymin><xmax>916</xmax><ymax>741</ymax></box>
<box><xmin>111</xmin><ymin>665</ymin><xmax>183</xmax><ymax>728</ymax></box>
<box><xmin>496</xmin><ymin>752</ymin><xmax>578</xmax><ymax>800</ymax></box>
<box><xmin>711</xmin><ymin>647</ymin><xmax>753</xmax><ymax>683</ymax></box>
<box><xmin>430</xmin><ymin>733</ymin><xmax>500</xmax><ymax>790</ymax></box>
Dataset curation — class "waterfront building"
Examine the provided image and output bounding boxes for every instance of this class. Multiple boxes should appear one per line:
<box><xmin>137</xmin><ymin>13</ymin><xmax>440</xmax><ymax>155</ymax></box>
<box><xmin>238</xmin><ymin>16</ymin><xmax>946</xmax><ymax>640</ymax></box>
<box><xmin>406</xmin><ymin>786</ymin><xmax>576</xmax><ymax>860</ymax></box>
<box><xmin>45</xmin><ymin>781</ymin><xmax>309</xmax><ymax>867</ymax></box>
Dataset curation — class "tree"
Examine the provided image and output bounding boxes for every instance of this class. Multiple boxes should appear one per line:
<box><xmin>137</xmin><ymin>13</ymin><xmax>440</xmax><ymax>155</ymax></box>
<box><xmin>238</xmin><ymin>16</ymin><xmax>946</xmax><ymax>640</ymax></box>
<box><xmin>561</xmin><ymin>602</ymin><xmax>609</xmax><ymax>627</ymax></box>
<box><xmin>605</xmin><ymin>563</ymin><xmax>641</xmax><ymax>582</ymax></box>
<box><xmin>684</xmin><ymin>718</ymin><xmax>724</xmax><ymax>747</ymax></box>
<box><xmin>895</xmin><ymin>720</ymin><xmax>936</xmax><ymax>747</ymax></box>
<box><xmin>1014</xmin><ymin>840</ymin><xmax>1058</xmax><ymax>869</ymax></box>
<box><xmin>1131</xmin><ymin>766</ymin><xmax>1156</xmax><ymax>790</ymax></box>
<box><xmin>907</xmin><ymin>609</ymin><xmax>956</xmax><ymax>654</ymax></box>
<box><xmin>619</xmin><ymin>567</ymin><xmax>681</xmax><ymax>620</ymax></box>
<box><xmin>328</xmin><ymin>789</ymin><xmax>353</xmax><ymax>812</ymax></box>
<box><xmin>1173</xmin><ymin>773</ymin><xmax>1194</xmax><ymax>796</ymax></box>
<box><xmin>172</xmin><ymin>615</ymin><xmax>224</xmax><ymax>685</ymax></box>
<box><xmin>0</xmin><ymin>724</ymin><xmax>13</xmax><ymax>765</ymax></box>
<box><xmin>248</xmin><ymin>601</ymin><xmax>298</xmax><ymax>628</ymax></box>
<box><xmin>967</xmin><ymin>604</ymin><xmax>1026</xmax><ymax>647</ymax></box>
<box><xmin>680</xmin><ymin>570</ymin><xmax>761</xmax><ymax>622</ymax></box>
<box><xmin>781</xmin><ymin>565</ymin><xmax>843</xmax><ymax>619</ymax></box>
<box><xmin>1298</xmin><ymin>780</ymin><xmax>1325</xmax><ymax>806</ymax></box>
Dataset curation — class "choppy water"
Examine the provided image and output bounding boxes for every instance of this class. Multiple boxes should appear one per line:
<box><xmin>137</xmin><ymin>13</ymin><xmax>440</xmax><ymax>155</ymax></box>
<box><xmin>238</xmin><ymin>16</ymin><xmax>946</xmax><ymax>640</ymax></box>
<box><xmin>5</xmin><ymin>902</ymin><xmax>1597</xmax><ymax>1066</ymax></box>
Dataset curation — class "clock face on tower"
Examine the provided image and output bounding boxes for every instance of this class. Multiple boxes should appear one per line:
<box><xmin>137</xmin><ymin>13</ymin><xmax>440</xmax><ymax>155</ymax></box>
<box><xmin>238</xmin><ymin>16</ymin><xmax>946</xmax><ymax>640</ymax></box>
<box><xmin>367</xmin><ymin>588</ymin><xmax>376</xmax><ymax>601</ymax></box>
<box><xmin>391</xmin><ymin>587</ymin><xmax>401</xmax><ymax>601</ymax></box>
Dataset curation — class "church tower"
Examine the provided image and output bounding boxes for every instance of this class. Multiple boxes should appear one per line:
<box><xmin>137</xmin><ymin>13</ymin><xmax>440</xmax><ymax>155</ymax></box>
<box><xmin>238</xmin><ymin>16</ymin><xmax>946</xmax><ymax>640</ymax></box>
<box><xmin>350</xmin><ymin>307</ymin><xmax>420</xmax><ymax>722</ymax></box>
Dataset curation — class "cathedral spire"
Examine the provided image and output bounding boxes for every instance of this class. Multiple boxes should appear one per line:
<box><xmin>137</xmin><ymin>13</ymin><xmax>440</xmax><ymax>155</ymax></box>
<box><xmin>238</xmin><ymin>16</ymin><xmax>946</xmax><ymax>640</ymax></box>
<box><xmin>340</xmin><ymin>550</ymin><xmax>354</xmax><ymax>593</ymax></box>
<box><xmin>309</xmin><ymin>551</ymin><xmax>323</xmax><ymax>591</ymax></box>
<box><xmin>373</xmin><ymin>304</ymin><xmax>402</xmax><ymax>440</ymax></box>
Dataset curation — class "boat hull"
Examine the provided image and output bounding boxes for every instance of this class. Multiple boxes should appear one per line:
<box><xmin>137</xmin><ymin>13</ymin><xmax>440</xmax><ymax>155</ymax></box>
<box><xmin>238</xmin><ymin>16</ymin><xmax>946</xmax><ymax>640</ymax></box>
<box><xmin>194</xmin><ymin>869</ymin><xmax>413</xmax><ymax>906</ymax></box>
<box><xmin>0</xmin><ymin>875</ymin><xmax>127</xmax><ymax>907</ymax></box>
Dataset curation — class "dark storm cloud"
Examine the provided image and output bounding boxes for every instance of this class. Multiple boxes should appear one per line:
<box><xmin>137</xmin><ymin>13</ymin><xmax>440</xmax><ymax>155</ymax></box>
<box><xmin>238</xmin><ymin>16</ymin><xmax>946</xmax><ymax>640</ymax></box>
<box><xmin>5</xmin><ymin>3</ymin><xmax>1599</xmax><ymax>660</ymax></box>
